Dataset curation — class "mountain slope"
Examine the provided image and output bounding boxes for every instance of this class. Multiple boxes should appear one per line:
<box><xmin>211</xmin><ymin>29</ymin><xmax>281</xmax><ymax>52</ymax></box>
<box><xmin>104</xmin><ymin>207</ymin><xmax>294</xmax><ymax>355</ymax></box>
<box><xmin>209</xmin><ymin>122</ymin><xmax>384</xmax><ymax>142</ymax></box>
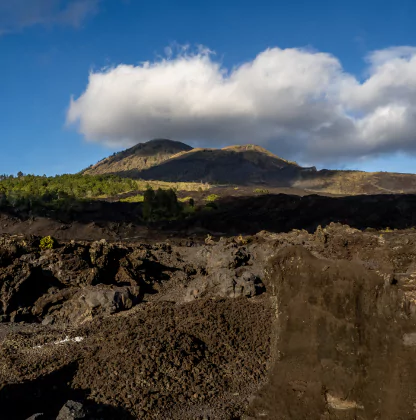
<box><xmin>135</xmin><ymin>145</ymin><xmax>315</xmax><ymax>185</ymax></box>
<box><xmin>82</xmin><ymin>139</ymin><xmax>192</xmax><ymax>176</ymax></box>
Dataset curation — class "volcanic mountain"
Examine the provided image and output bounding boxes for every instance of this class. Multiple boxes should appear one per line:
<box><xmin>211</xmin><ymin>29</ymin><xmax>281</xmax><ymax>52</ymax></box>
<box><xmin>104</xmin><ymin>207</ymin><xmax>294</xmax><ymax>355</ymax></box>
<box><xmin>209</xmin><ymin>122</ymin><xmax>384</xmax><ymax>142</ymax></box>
<box><xmin>83</xmin><ymin>139</ymin><xmax>316</xmax><ymax>186</ymax></box>
<box><xmin>83</xmin><ymin>139</ymin><xmax>416</xmax><ymax>194</ymax></box>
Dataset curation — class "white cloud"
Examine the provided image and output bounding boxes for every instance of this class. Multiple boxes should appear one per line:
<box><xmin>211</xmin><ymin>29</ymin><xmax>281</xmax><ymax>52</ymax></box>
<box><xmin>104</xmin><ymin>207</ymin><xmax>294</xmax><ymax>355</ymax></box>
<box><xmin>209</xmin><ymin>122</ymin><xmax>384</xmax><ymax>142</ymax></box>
<box><xmin>67</xmin><ymin>45</ymin><xmax>416</xmax><ymax>163</ymax></box>
<box><xmin>0</xmin><ymin>0</ymin><xmax>99</xmax><ymax>33</ymax></box>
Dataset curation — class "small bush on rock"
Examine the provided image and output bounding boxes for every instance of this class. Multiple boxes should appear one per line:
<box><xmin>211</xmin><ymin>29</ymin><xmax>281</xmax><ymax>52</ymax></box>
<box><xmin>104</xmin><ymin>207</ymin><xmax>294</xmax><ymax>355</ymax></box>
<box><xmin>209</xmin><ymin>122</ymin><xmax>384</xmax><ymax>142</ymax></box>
<box><xmin>39</xmin><ymin>236</ymin><xmax>55</xmax><ymax>250</ymax></box>
<box><xmin>205</xmin><ymin>194</ymin><xmax>219</xmax><ymax>202</ymax></box>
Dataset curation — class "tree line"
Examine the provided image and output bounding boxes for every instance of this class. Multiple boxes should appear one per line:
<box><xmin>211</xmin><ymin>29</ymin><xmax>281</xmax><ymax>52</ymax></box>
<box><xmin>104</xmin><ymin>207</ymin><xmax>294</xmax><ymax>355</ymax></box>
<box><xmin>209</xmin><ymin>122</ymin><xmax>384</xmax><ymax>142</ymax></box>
<box><xmin>0</xmin><ymin>173</ymin><xmax>136</xmax><ymax>200</ymax></box>
<box><xmin>0</xmin><ymin>173</ymin><xmax>137</xmax><ymax>212</ymax></box>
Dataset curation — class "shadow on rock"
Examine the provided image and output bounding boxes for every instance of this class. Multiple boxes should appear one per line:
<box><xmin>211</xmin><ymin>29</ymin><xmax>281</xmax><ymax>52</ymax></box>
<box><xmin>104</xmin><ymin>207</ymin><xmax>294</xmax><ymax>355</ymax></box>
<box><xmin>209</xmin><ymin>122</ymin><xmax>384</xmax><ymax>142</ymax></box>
<box><xmin>0</xmin><ymin>362</ymin><xmax>135</xmax><ymax>420</ymax></box>
<box><xmin>0</xmin><ymin>363</ymin><xmax>83</xmax><ymax>419</ymax></box>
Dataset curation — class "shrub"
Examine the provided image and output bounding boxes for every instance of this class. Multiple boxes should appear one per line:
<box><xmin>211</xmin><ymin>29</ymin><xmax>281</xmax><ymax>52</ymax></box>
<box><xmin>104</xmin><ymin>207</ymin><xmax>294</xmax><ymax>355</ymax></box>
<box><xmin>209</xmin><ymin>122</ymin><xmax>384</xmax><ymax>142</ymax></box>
<box><xmin>236</xmin><ymin>235</ymin><xmax>248</xmax><ymax>245</ymax></box>
<box><xmin>381</xmin><ymin>227</ymin><xmax>393</xmax><ymax>233</ymax></box>
<box><xmin>182</xmin><ymin>204</ymin><xmax>196</xmax><ymax>215</ymax></box>
<box><xmin>253</xmin><ymin>188</ymin><xmax>269</xmax><ymax>194</ymax></box>
<box><xmin>39</xmin><ymin>236</ymin><xmax>55</xmax><ymax>250</ymax></box>
<box><xmin>143</xmin><ymin>187</ymin><xmax>156</xmax><ymax>220</ymax></box>
<box><xmin>205</xmin><ymin>202</ymin><xmax>218</xmax><ymax>210</ymax></box>
<box><xmin>205</xmin><ymin>194</ymin><xmax>219</xmax><ymax>202</ymax></box>
<box><xmin>178</xmin><ymin>196</ymin><xmax>192</xmax><ymax>202</ymax></box>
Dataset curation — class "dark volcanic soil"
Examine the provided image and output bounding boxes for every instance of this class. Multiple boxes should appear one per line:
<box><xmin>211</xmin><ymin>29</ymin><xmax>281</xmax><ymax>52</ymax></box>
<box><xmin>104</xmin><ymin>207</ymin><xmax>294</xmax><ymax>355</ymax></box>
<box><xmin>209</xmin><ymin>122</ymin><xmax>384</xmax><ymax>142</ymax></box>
<box><xmin>1</xmin><ymin>191</ymin><xmax>416</xmax><ymax>242</ymax></box>
<box><xmin>1</xmin><ymin>222</ymin><xmax>416</xmax><ymax>419</ymax></box>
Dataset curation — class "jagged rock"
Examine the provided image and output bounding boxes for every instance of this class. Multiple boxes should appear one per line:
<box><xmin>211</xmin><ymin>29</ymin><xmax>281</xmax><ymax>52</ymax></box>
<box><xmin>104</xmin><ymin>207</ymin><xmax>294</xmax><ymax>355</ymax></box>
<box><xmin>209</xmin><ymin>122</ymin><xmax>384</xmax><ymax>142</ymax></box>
<box><xmin>210</xmin><ymin>271</ymin><xmax>263</xmax><ymax>298</ymax></box>
<box><xmin>0</xmin><ymin>262</ymin><xmax>43</xmax><ymax>316</ymax></box>
<box><xmin>32</xmin><ymin>288</ymin><xmax>78</xmax><ymax>320</ymax></box>
<box><xmin>56</xmin><ymin>400</ymin><xmax>85</xmax><ymax>419</ymax></box>
<box><xmin>0</xmin><ymin>247</ymin><xmax>14</xmax><ymax>267</ymax></box>
<box><xmin>49</xmin><ymin>285</ymin><xmax>141</xmax><ymax>325</ymax></box>
<box><xmin>89</xmin><ymin>239</ymin><xmax>112</xmax><ymax>268</ymax></box>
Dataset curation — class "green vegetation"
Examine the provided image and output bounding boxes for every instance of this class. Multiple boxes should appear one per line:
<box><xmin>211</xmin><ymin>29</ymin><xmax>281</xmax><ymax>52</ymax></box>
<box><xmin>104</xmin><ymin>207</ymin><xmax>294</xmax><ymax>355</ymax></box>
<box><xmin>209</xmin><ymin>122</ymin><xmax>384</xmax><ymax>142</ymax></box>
<box><xmin>0</xmin><ymin>173</ymin><xmax>136</xmax><ymax>206</ymax></box>
<box><xmin>120</xmin><ymin>194</ymin><xmax>144</xmax><ymax>203</ymax></box>
<box><xmin>205</xmin><ymin>194</ymin><xmax>219</xmax><ymax>202</ymax></box>
<box><xmin>0</xmin><ymin>172</ymin><xmax>212</xmax><ymax>221</ymax></box>
<box><xmin>253</xmin><ymin>188</ymin><xmax>269</xmax><ymax>194</ymax></box>
<box><xmin>140</xmin><ymin>187</ymin><xmax>201</xmax><ymax>221</ymax></box>
<box><xmin>39</xmin><ymin>236</ymin><xmax>55</xmax><ymax>250</ymax></box>
<box><xmin>182</xmin><ymin>204</ymin><xmax>196</xmax><ymax>215</ymax></box>
<box><xmin>142</xmin><ymin>187</ymin><xmax>182</xmax><ymax>221</ymax></box>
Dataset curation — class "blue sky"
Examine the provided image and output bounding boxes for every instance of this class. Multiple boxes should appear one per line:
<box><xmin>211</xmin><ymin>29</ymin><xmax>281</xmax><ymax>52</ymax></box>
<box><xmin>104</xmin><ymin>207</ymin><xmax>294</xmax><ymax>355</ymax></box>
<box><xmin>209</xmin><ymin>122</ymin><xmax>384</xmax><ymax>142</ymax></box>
<box><xmin>1</xmin><ymin>0</ymin><xmax>416</xmax><ymax>176</ymax></box>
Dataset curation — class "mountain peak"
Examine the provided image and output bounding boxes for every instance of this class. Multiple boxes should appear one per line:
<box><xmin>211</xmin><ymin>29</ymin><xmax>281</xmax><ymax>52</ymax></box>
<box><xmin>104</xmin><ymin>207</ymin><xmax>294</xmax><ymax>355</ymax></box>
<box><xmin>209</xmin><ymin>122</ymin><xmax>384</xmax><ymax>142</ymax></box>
<box><xmin>83</xmin><ymin>139</ymin><xmax>192</xmax><ymax>176</ymax></box>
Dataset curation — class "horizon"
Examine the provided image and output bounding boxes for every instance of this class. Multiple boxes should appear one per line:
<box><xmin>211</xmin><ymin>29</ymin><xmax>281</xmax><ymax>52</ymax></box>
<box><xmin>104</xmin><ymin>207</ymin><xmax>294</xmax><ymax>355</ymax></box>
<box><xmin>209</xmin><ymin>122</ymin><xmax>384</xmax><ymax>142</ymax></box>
<box><xmin>2</xmin><ymin>0</ymin><xmax>416</xmax><ymax>176</ymax></box>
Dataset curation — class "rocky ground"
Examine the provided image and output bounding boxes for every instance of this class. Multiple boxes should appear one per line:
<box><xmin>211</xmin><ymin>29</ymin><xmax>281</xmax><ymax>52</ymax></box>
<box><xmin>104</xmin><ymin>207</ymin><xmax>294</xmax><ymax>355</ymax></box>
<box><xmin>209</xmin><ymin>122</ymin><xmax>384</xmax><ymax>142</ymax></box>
<box><xmin>1</xmin><ymin>222</ymin><xmax>416</xmax><ymax>419</ymax></box>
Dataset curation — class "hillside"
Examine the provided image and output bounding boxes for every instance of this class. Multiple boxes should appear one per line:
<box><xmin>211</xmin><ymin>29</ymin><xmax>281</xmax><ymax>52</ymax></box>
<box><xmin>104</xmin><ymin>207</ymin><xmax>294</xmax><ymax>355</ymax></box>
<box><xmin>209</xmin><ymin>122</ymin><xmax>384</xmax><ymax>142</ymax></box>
<box><xmin>82</xmin><ymin>138</ymin><xmax>192</xmax><ymax>176</ymax></box>
<box><xmin>293</xmin><ymin>169</ymin><xmax>416</xmax><ymax>195</ymax></box>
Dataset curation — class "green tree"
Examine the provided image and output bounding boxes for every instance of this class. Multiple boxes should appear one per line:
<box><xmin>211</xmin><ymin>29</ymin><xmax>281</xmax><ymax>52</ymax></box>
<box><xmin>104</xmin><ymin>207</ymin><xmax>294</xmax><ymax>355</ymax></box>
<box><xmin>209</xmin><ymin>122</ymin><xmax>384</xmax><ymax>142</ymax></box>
<box><xmin>143</xmin><ymin>186</ymin><xmax>155</xmax><ymax>220</ymax></box>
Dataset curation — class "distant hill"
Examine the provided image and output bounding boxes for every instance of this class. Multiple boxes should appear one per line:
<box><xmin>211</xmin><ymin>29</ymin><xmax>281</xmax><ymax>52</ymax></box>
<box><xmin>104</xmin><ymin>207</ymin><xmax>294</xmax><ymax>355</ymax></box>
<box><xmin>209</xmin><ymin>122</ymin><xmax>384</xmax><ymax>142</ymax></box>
<box><xmin>82</xmin><ymin>139</ymin><xmax>416</xmax><ymax>194</ymax></box>
<box><xmin>82</xmin><ymin>139</ymin><xmax>192</xmax><ymax>176</ymax></box>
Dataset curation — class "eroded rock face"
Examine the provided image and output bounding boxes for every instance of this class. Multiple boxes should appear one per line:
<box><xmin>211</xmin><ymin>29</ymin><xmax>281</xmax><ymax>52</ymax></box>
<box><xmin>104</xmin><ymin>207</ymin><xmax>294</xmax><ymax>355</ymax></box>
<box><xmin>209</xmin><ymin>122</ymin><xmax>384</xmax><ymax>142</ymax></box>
<box><xmin>249</xmin><ymin>245</ymin><xmax>415</xmax><ymax>420</ymax></box>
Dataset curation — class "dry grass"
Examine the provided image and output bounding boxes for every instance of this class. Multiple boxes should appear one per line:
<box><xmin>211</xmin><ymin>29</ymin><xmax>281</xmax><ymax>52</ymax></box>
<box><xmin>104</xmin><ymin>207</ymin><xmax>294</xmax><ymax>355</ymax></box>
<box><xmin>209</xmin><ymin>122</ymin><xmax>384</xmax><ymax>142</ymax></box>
<box><xmin>293</xmin><ymin>172</ymin><xmax>371</xmax><ymax>195</ymax></box>
<box><xmin>120</xmin><ymin>194</ymin><xmax>144</xmax><ymax>203</ymax></box>
<box><xmin>293</xmin><ymin>171</ymin><xmax>416</xmax><ymax>195</ymax></box>
<box><xmin>135</xmin><ymin>180</ymin><xmax>210</xmax><ymax>192</ymax></box>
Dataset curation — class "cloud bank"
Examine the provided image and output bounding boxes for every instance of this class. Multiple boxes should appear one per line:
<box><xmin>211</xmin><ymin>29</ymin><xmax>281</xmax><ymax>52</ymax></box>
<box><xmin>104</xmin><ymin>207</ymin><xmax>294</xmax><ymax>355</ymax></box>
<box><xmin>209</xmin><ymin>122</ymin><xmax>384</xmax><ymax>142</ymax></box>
<box><xmin>67</xmin><ymin>45</ymin><xmax>416</xmax><ymax>163</ymax></box>
<box><xmin>0</xmin><ymin>0</ymin><xmax>99</xmax><ymax>33</ymax></box>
